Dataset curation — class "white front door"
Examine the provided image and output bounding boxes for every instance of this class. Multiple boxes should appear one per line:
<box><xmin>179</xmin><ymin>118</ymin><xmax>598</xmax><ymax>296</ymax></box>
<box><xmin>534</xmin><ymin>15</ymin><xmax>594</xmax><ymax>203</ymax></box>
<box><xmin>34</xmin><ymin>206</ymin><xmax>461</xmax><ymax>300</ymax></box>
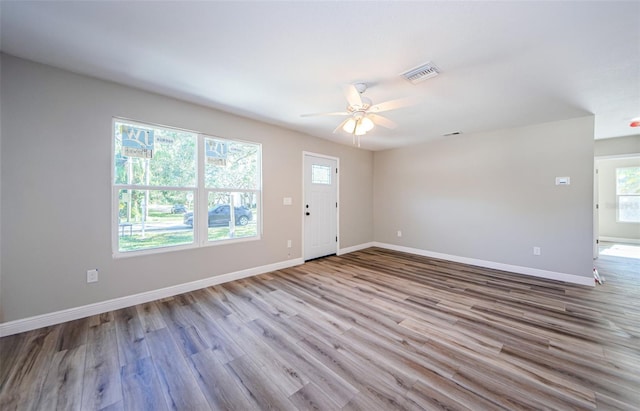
<box><xmin>304</xmin><ymin>154</ymin><xmax>338</xmax><ymax>260</ymax></box>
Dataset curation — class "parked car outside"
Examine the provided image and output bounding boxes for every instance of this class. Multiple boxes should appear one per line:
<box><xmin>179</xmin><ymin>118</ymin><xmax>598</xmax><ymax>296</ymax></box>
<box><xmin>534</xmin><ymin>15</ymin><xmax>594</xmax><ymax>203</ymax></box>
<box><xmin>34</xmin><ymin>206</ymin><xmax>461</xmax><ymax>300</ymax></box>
<box><xmin>171</xmin><ymin>204</ymin><xmax>187</xmax><ymax>214</ymax></box>
<box><xmin>183</xmin><ymin>205</ymin><xmax>252</xmax><ymax>227</ymax></box>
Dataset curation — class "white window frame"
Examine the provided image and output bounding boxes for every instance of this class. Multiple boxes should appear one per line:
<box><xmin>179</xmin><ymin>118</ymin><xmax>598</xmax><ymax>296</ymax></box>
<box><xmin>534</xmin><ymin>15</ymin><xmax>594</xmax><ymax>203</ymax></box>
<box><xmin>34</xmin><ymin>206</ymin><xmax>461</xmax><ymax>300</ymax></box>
<box><xmin>112</xmin><ymin>118</ymin><xmax>262</xmax><ymax>258</ymax></box>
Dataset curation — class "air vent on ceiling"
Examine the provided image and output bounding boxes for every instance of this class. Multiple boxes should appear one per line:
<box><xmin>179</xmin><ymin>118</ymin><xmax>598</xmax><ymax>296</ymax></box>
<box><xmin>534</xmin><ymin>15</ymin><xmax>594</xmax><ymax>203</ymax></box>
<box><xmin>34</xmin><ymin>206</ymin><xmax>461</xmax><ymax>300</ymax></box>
<box><xmin>401</xmin><ymin>61</ymin><xmax>440</xmax><ymax>84</ymax></box>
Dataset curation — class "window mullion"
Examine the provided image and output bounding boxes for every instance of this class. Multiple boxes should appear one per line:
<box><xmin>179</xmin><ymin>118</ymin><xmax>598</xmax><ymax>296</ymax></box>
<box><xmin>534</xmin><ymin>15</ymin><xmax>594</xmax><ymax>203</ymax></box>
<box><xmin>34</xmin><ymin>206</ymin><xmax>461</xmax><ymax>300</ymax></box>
<box><xmin>197</xmin><ymin>134</ymin><xmax>206</xmax><ymax>245</ymax></box>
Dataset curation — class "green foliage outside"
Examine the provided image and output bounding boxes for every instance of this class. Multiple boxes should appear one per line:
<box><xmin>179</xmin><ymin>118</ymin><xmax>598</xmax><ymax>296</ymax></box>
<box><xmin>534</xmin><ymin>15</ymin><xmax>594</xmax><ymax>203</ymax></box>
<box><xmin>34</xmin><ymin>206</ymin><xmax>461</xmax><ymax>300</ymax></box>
<box><xmin>119</xmin><ymin>231</ymin><xmax>194</xmax><ymax>252</ymax></box>
<box><xmin>118</xmin><ymin>224</ymin><xmax>257</xmax><ymax>252</ymax></box>
<box><xmin>208</xmin><ymin>224</ymin><xmax>258</xmax><ymax>241</ymax></box>
<box><xmin>616</xmin><ymin>167</ymin><xmax>640</xmax><ymax>194</ymax></box>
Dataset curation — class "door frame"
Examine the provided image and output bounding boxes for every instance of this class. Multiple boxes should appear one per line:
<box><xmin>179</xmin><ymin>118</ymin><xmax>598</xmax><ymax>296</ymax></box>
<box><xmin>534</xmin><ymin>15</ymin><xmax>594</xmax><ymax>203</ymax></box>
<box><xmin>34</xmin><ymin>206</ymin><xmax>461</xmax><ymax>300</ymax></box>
<box><xmin>594</xmin><ymin>153</ymin><xmax>640</xmax><ymax>254</ymax></box>
<box><xmin>594</xmin><ymin>159</ymin><xmax>599</xmax><ymax>259</ymax></box>
<box><xmin>302</xmin><ymin>151</ymin><xmax>340</xmax><ymax>260</ymax></box>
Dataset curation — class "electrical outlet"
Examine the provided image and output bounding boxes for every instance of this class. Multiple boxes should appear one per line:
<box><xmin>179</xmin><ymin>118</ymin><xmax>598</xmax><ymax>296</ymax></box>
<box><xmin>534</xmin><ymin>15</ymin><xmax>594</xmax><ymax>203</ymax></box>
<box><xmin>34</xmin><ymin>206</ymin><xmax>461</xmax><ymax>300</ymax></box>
<box><xmin>287</xmin><ymin>240</ymin><xmax>292</xmax><ymax>248</ymax></box>
<box><xmin>397</xmin><ymin>230</ymin><xmax>402</xmax><ymax>238</ymax></box>
<box><xmin>533</xmin><ymin>247</ymin><xmax>541</xmax><ymax>256</ymax></box>
<box><xmin>87</xmin><ymin>269</ymin><xmax>99</xmax><ymax>283</ymax></box>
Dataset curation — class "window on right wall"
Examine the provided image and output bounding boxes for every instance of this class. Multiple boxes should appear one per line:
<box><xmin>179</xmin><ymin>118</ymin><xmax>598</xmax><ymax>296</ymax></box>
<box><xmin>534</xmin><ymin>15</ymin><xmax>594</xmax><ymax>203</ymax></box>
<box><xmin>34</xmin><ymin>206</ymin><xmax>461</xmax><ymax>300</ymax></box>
<box><xmin>616</xmin><ymin>166</ymin><xmax>640</xmax><ymax>223</ymax></box>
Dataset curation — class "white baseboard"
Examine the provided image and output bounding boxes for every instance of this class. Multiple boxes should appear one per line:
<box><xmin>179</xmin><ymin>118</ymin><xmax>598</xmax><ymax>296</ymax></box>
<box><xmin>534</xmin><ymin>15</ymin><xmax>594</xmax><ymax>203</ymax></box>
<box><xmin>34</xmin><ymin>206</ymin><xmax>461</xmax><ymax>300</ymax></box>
<box><xmin>338</xmin><ymin>242</ymin><xmax>375</xmax><ymax>256</ymax></box>
<box><xmin>373</xmin><ymin>242</ymin><xmax>594</xmax><ymax>287</ymax></box>
<box><xmin>599</xmin><ymin>236</ymin><xmax>640</xmax><ymax>245</ymax></box>
<box><xmin>0</xmin><ymin>258</ymin><xmax>304</xmax><ymax>337</ymax></box>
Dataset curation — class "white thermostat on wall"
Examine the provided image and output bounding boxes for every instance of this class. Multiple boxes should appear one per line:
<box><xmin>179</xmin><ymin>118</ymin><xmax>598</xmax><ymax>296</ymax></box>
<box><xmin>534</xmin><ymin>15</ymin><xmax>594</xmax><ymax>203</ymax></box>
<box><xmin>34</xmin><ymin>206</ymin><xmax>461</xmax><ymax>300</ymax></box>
<box><xmin>555</xmin><ymin>177</ymin><xmax>570</xmax><ymax>185</ymax></box>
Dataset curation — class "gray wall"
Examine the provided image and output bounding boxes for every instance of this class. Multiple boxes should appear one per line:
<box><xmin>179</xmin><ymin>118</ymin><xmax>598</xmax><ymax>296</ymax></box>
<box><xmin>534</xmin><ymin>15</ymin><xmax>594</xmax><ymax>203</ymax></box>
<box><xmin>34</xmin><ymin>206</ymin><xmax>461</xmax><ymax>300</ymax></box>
<box><xmin>595</xmin><ymin>135</ymin><xmax>640</xmax><ymax>157</ymax></box>
<box><xmin>373</xmin><ymin>117</ymin><xmax>595</xmax><ymax>279</ymax></box>
<box><xmin>0</xmin><ymin>54</ymin><xmax>374</xmax><ymax>322</ymax></box>
<box><xmin>597</xmin><ymin>157</ymin><xmax>640</xmax><ymax>241</ymax></box>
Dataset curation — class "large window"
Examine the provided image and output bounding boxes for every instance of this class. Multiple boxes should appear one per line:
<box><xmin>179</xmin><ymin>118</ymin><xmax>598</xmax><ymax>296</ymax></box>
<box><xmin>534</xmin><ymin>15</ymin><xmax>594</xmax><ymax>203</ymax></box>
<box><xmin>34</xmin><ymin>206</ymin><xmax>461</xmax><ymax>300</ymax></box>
<box><xmin>616</xmin><ymin>166</ymin><xmax>640</xmax><ymax>223</ymax></box>
<box><xmin>113</xmin><ymin>119</ymin><xmax>261</xmax><ymax>256</ymax></box>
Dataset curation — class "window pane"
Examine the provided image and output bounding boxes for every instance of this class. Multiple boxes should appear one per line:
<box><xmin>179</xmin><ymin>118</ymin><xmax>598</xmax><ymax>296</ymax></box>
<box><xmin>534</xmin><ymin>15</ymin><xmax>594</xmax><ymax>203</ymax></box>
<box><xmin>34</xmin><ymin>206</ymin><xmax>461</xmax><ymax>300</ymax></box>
<box><xmin>619</xmin><ymin>195</ymin><xmax>640</xmax><ymax>223</ymax></box>
<box><xmin>205</xmin><ymin>138</ymin><xmax>260</xmax><ymax>189</ymax></box>
<box><xmin>115</xmin><ymin>121</ymin><xmax>197</xmax><ymax>187</ymax></box>
<box><xmin>616</xmin><ymin>167</ymin><xmax>640</xmax><ymax>195</ymax></box>
<box><xmin>118</xmin><ymin>189</ymin><xmax>194</xmax><ymax>252</ymax></box>
<box><xmin>312</xmin><ymin>164</ymin><xmax>332</xmax><ymax>185</ymax></box>
<box><xmin>207</xmin><ymin>191</ymin><xmax>258</xmax><ymax>241</ymax></box>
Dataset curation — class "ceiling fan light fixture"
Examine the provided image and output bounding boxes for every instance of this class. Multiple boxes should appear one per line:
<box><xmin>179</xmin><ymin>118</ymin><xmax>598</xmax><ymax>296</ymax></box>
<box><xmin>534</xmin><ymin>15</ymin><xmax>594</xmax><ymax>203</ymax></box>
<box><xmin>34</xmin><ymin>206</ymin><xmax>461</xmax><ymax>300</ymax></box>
<box><xmin>361</xmin><ymin>116</ymin><xmax>374</xmax><ymax>132</ymax></box>
<box><xmin>343</xmin><ymin>116</ymin><xmax>374</xmax><ymax>135</ymax></box>
<box><xmin>342</xmin><ymin>118</ymin><xmax>356</xmax><ymax>133</ymax></box>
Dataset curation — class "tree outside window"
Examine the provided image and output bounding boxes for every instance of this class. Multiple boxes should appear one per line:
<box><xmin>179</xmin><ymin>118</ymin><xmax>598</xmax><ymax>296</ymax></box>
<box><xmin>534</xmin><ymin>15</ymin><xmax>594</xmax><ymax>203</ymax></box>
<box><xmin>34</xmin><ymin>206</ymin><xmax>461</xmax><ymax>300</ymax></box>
<box><xmin>616</xmin><ymin>166</ymin><xmax>640</xmax><ymax>223</ymax></box>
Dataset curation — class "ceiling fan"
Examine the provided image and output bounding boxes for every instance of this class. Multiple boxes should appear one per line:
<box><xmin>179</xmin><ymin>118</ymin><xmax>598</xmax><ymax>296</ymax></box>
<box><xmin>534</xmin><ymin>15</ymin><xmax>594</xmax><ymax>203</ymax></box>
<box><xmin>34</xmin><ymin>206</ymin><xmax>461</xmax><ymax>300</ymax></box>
<box><xmin>301</xmin><ymin>83</ymin><xmax>413</xmax><ymax>147</ymax></box>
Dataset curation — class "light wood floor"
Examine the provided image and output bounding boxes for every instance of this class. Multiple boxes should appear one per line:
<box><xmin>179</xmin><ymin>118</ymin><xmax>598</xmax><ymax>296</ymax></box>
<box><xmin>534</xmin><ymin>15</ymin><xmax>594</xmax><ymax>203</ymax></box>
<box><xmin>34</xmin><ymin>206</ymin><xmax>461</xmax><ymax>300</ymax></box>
<box><xmin>1</xmin><ymin>247</ymin><xmax>638</xmax><ymax>410</ymax></box>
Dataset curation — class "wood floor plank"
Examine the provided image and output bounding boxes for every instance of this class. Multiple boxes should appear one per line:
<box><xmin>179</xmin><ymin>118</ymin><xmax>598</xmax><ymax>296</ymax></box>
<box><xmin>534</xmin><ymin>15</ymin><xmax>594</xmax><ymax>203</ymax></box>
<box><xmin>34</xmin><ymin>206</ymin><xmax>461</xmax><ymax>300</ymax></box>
<box><xmin>219</xmin><ymin>280</ymin><xmax>286</xmax><ymax>319</ymax></box>
<box><xmin>296</xmin><ymin>333</ymin><xmax>423</xmax><ymax>409</ymax></box>
<box><xmin>81</xmin><ymin>321</ymin><xmax>122</xmax><ymax>410</ymax></box>
<box><xmin>55</xmin><ymin>316</ymin><xmax>90</xmax><ymax>351</ymax></box>
<box><xmin>191</xmin><ymin>288</ymin><xmax>232</xmax><ymax>319</ymax></box>
<box><xmin>287</xmin><ymin>382</ymin><xmax>342</xmax><ymax>411</ymax></box>
<box><xmin>1</xmin><ymin>245</ymin><xmax>638</xmax><ymax>410</ymax></box>
<box><xmin>226</xmin><ymin>355</ymin><xmax>298</xmax><ymax>411</ymax></box>
<box><xmin>36</xmin><ymin>345</ymin><xmax>86</xmax><ymax>411</ymax></box>
<box><xmin>180</xmin><ymin>301</ymin><xmax>245</xmax><ymax>364</ymax></box>
<box><xmin>135</xmin><ymin>301</ymin><xmax>166</xmax><ymax>332</ymax></box>
<box><xmin>0</xmin><ymin>326</ymin><xmax>60</xmax><ymax>410</ymax></box>
<box><xmin>114</xmin><ymin>306</ymin><xmax>150</xmax><ymax>366</ymax></box>
<box><xmin>406</xmin><ymin>377</ymin><xmax>498</xmax><ymax>411</ymax></box>
<box><xmin>214</xmin><ymin>283</ymin><xmax>264</xmax><ymax>322</ymax></box>
<box><xmin>0</xmin><ymin>332</ymin><xmax>28</xmax><ymax>395</ymax></box>
<box><xmin>399</xmin><ymin>317</ymin><xmax>504</xmax><ymax>357</ymax></box>
<box><xmin>213</xmin><ymin>314</ymin><xmax>308</xmax><ymax>396</ymax></box>
<box><xmin>246</xmin><ymin>317</ymin><xmax>359</xmax><ymax>407</ymax></box>
<box><xmin>144</xmin><ymin>327</ymin><xmax>210</xmax><ymax>410</ymax></box>
<box><xmin>189</xmin><ymin>349</ymin><xmax>259</xmax><ymax>411</ymax></box>
<box><xmin>120</xmin><ymin>357</ymin><xmax>169</xmax><ymax>411</ymax></box>
<box><xmin>156</xmin><ymin>299</ymin><xmax>210</xmax><ymax>357</ymax></box>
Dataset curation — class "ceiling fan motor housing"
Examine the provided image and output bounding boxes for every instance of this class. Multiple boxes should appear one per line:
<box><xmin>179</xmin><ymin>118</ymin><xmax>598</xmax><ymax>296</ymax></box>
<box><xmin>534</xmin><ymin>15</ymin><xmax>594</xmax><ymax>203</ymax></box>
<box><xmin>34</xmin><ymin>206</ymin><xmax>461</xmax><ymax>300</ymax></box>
<box><xmin>354</xmin><ymin>83</ymin><xmax>368</xmax><ymax>93</ymax></box>
<box><xmin>348</xmin><ymin>97</ymin><xmax>372</xmax><ymax>112</ymax></box>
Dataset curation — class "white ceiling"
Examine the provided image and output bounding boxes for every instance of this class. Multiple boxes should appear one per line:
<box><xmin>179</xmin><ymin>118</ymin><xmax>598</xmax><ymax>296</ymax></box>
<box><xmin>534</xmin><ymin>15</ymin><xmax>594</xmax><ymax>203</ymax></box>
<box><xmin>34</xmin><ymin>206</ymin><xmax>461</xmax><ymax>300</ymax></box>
<box><xmin>1</xmin><ymin>1</ymin><xmax>639</xmax><ymax>151</ymax></box>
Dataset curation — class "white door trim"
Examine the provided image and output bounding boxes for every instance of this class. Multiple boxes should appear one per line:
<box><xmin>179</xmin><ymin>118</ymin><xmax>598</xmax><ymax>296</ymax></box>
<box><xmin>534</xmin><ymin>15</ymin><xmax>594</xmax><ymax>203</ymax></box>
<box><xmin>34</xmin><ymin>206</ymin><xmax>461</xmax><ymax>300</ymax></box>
<box><xmin>302</xmin><ymin>151</ymin><xmax>340</xmax><ymax>260</ymax></box>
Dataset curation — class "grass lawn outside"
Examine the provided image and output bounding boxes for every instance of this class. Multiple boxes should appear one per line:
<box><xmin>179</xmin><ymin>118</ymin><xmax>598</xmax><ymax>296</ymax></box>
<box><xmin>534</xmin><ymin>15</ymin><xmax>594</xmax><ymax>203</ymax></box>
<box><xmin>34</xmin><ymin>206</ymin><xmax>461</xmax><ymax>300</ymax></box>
<box><xmin>119</xmin><ymin>207</ymin><xmax>258</xmax><ymax>252</ymax></box>
<box><xmin>208</xmin><ymin>224</ymin><xmax>258</xmax><ymax>241</ymax></box>
<box><xmin>119</xmin><ymin>230</ymin><xmax>194</xmax><ymax>252</ymax></box>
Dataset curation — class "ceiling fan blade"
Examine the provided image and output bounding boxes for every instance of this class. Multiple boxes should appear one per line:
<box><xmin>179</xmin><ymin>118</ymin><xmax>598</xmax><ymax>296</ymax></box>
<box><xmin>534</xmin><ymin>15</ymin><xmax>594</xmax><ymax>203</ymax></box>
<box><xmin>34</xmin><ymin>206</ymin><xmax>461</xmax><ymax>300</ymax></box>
<box><xmin>369</xmin><ymin>97</ymin><xmax>418</xmax><ymax>113</ymax></box>
<box><xmin>333</xmin><ymin>117</ymin><xmax>352</xmax><ymax>134</ymax></box>
<box><xmin>369</xmin><ymin>113</ymin><xmax>397</xmax><ymax>129</ymax></box>
<box><xmin>343</xmin><ymin>84</ymin><xmax>363</xmax><ymax>108</ymax></box>
<box><xmin>300</xmin><ymin>111</ymin><xmax>349</xmax><ymax>117</ymax></box>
